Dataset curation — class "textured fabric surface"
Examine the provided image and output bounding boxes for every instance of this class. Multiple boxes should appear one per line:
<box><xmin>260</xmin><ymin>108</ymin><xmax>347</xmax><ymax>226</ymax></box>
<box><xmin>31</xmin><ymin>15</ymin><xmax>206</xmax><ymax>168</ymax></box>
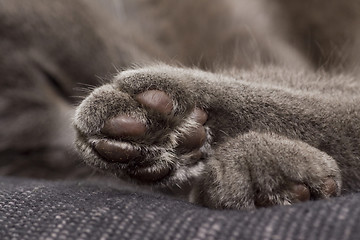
<box><xmin>0</xmin><ymin>176</ymin><xmax>360</xmax><ymax>240</ymax></box>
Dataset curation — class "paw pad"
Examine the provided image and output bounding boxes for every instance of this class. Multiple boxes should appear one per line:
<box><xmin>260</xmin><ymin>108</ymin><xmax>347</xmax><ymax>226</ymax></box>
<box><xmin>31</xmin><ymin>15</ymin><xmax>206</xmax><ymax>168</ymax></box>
<box><xmin>128</xmin><ymin>166</ymin><xmax>171</xmax><ymax>182</ymax></box>
<box><xmin>101</xmin><ymin>115</ymin><xmax>147</xmax><ymax>139</ymax></box>
<box><xmin>291</xmin><ymin>184</ymin><xmax>310</xmax><ymax>202</ymax></box>
<box><xmin>94</xmin><ymin>141</ymin><xmax>141</xmax><ymax>163</ymax></box>
<box><xmin>135</xmin><ymin>90</ymin><xmax>173</xmax><ymax>115</ymax></box>
<box><xmin>323</xmin><ymin>178</ymin><xmax>338</xmax><ymax>197</ymax></box>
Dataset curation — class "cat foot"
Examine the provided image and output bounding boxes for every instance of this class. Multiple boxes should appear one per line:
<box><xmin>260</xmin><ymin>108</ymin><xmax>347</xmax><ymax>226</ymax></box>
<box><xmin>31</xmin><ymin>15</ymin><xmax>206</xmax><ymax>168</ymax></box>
<box><xmin>193</xmin><ymin>131</ymin><xmax>342</xmax><ymax>209</ymax></box>
<box><xmin>75</xmin><ymin>85</ymin><xmax>211</xmax><ymax>186</ymax></box>
<box><xmin>95</xmin><ymin>90</ymin><xmax>208</xmax><ymax>181</ymax></box>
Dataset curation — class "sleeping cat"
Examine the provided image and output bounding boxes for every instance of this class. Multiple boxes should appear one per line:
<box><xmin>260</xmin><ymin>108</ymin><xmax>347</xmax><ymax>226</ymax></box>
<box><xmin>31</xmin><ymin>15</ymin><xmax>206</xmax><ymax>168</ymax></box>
<box><xmin>1</xmin><ymin>0</ymin><xmax>360</xmax><ymax>209</ymax></box>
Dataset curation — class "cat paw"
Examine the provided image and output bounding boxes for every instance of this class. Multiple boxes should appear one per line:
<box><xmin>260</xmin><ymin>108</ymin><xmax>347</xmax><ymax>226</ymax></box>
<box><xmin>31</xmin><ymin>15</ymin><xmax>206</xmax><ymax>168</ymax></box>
<box><xmin>192</xmin><ymin>131</ymin><xmax>342</xmax><ymax>209</ymax></box>
<box><xmin>74</xmin><ymin>70</ymin><xmax>212</xmax><ymax>187</ymax></box>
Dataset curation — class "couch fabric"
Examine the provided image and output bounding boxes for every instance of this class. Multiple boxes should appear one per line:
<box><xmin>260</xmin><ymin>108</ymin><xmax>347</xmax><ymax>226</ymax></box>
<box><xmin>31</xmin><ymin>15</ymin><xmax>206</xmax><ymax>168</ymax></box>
<box><xmin>1</xmin><ymin>176</ymin><xmax>360</xmax><ymax>240</ymax></box>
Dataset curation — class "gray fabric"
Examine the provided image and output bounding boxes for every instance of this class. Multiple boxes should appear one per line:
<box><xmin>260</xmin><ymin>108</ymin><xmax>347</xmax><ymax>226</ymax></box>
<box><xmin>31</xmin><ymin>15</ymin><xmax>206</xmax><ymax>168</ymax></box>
<box><xmin>0</xmin><ymin>176</ymin><xmax>359</xmax><ymax>240</ymax></box>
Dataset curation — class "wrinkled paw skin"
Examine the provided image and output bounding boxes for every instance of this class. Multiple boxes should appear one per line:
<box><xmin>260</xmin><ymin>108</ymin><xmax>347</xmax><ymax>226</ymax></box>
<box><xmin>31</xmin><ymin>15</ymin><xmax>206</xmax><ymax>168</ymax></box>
<box><xmin>74</xmin><ymin>81</ymin><xmax>212</xmax><ymax>187</ymax></box>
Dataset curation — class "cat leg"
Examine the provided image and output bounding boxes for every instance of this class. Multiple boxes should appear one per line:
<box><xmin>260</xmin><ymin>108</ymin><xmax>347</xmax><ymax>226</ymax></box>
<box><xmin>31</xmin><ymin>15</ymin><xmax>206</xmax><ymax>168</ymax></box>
<box><xmin>192</xmin><ymin>131</ymin><xmax>341</xmax><ymax>209</ymax></box>
<box><xmin>74</xmin><ymin>64</ymin><xmax>359</xmax><ymax>199</ymax></box>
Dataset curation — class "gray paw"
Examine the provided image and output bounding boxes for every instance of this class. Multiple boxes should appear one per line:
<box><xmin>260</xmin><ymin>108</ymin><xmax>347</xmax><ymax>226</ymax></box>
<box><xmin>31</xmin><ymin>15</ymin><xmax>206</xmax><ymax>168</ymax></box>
<box><xmin>74</xmin><ymin>74</ymin><xmax>211</xmax><ymax>187</ymax></box>
<box><xmin>192</xmin><ymin>131</ymin><xmax>342</xmax><ymax>209</ymax></box>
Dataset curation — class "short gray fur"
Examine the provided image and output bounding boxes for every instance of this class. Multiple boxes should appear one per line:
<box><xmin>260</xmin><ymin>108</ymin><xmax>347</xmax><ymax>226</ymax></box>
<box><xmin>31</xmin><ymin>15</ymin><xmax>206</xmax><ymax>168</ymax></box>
<box><xmin>1</xmin><ymin>0</ymin><xmax>360</xmax><ymax>209</ymax></box>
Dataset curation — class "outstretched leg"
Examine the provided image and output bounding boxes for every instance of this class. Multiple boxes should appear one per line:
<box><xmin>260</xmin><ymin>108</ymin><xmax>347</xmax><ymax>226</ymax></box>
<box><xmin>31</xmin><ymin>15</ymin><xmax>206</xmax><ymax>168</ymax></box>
<box><xmin>74</xmin><ymin>64</ymin><xmax>360</xmax><ymax>208</ymax></box>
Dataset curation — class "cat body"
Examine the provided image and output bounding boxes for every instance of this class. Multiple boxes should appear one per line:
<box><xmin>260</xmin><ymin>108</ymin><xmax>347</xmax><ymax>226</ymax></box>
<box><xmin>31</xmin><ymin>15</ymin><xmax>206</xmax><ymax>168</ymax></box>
<box><xmin>1</xmin><ymin>0</ymin><xmax>360</xmax><ymax>209</ymax></box>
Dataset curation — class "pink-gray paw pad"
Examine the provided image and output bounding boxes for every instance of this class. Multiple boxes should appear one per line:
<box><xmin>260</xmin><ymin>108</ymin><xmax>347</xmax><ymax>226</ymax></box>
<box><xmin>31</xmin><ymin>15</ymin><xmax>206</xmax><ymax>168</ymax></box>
<box><xmin>94</xmin><ymin>141</ymin><xmax>141</xmax><ymax>163</ymax></box>
<box><xmin>177</xmin><ymin>108</ymin><xmax>208</xmax><ymax>159</ymax></box>
<box><xmin>136</xmin><ymin>90</ymin><xmax>173</xmax><ymax>115</ymax></box>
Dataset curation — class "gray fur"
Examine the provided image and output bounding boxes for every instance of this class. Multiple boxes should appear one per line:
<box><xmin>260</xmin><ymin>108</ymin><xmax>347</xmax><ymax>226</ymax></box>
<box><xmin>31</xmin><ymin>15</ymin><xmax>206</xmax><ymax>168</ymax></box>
<box><xmin>1</xmin><ymin>0</ymin><xmax>360</xmax><ymax>209</ymax></box>
<box><xmin>75</xmin><ymin>65</ymin><xmax>360</xmax><ymax>208</ymax></box>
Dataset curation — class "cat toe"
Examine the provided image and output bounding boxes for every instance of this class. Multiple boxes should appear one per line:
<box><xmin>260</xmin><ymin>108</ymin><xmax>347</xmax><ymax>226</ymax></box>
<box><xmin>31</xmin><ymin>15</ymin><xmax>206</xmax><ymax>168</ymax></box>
<box><xmin>95</xmin><ymin>115</ymin><xmax>146</xmax><ymax>163</ymax></box>
<box><xmin>290</xmin><ymin>184</ymin><xmax>311</xmax><ymax>203</ymax></box>
<box><xmin>95</xmin><ymin>140</ymin><xmax>141</xmax><ymax>163</ymax></box>
<box><xmin>178</xmin><ymin>126</ymin><xmax>207</xmax><ymax>151</ymax></box>
<box><xmin>128</xmin><ymin>165</ymin><xmax>171</xmax><ymax>182</ymax></box>
<box><xmin>101</xmin><ymin>115</ymin><xmax>147</xmax><ymax>139</ymax></box>
<box><xmin>177</xmin><ymin>108</ymin><xmax>208</xmax><ymax>151</ymax></box>
<box><xmin>323</xmin><ymin>178</ymin><xmax>338</xmax><ymax>197</ymax></box>
<box><xmin>135</xmin><ymin>90</ymin><xmax>173</xmax><ymax>115</ymax></box>
<box><xmin>189</xmin><ymin>108</ymin><xmax>208</xmax><ymax>125</ymax></box>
